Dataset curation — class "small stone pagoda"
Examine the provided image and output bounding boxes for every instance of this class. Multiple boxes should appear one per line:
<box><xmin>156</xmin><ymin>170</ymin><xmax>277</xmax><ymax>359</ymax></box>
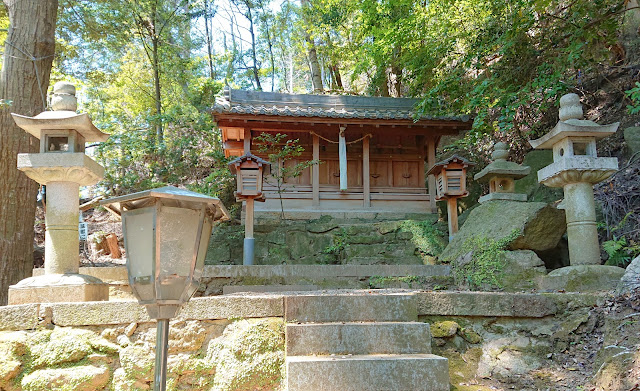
<box><xmin>530</xmin><ymin>93</ymin><xmax>618</xmax><ymax>266</ymax></box>
<box><xmin>474</xmin><ymin>142</ymin><xmax>530</xmax><ymax>203</ymax></box>
<box><xmin>8</xmin><ymin>81</ymin><xmax>110</xmax><ymax>304</ymax></box>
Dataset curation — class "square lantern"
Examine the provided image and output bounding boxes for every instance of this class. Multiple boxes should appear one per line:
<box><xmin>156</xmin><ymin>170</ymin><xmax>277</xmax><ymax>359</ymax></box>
<box><xmin>229</xmin><ymin>153</ymin><xmax>271</xmax><ymax>200</ymax></box>
<box><xmin>427</xmin><ymin>155</ymin><xmax>475</xmax><ymax>200</ymax></box>
<box><xmin>101</xmin><ymin>186</ymin><xmax>229</xmax><ymax>319</ymax></box>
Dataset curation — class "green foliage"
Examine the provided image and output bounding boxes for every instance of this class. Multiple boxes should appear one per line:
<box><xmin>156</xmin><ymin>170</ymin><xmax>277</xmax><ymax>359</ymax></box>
<box><xmin>600</xmin><ymin>211</ymin><xmax>640</xmax><ymax>267</ymax></box>
<box><xmin>625</xmin><ymin>82</ymin><xmax>640</xmax><ymax>114</ymax></box>
<box><xmin>323</xmin><ymin>228</ymin><xmax>349</xmax><ymax>261</ymax></box>
<box><xmin>452</xmin><ymin>230</ymin><xmax>520</xmax><ymax>290</ymax></box>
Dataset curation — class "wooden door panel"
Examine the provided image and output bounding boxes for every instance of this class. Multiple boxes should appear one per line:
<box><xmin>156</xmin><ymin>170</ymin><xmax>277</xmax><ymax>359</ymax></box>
<box><xmin>369</xmin><ymin>160</ymin><xmax>390</xmax><ymax>188</ymax></box>
<box><xmin>393</xmin><ymin>161</ymin><xmax>420</xmax><ymax>187</ymax></box>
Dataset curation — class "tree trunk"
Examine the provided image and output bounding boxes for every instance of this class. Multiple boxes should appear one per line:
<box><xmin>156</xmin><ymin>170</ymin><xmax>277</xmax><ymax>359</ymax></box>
<box><xmin>204</xmin><ymin>0</ymin><xmax>216</xmax><ymax>79</ymax></box>
<box><xmin>151</xmin><ymin>1</ymin><xmax>163</xmax><ymax>147</ymax></box>
<box><xmin>306</xmin><ymin>34</ymin><xmax>323</xmax><ymax>93</ymax></box>
<box><xmin>0</xmin><ymin>0</ymin><xmax>58</xmax><ymax>305</ymax></box>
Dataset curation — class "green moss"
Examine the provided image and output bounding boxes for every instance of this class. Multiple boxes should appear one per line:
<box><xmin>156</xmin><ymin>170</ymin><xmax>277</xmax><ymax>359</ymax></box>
<box><xmin>451</xmin><ymin>230</ymin><xmax>520</xmax><ymax>290</ymax></box>
<box><xmin>399</xmin><ymin>220</ymin><xmax>447</xmax><ymax>261</ymax></box>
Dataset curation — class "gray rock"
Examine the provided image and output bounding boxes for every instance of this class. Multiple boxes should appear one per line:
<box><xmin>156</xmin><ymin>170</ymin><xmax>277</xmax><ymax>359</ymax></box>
<box><xmin>616</xmin><ymin>255</ymin><xmax>640</xmax><ymax>295</ymax></box>
<box><xmin>440</xmin><ymin>201</ymin><xmax>566</xmax><ymax>271</ymax></box>
<box><xmin>623</xmin><ymin>126</ymin><xmax>640</xmax><ymax>155</ymax></box>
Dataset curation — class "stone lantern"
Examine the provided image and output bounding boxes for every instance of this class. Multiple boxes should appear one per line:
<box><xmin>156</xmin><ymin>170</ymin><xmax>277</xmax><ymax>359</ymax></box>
<box><xmin>427</xmin><ymin>155</ymin><xmax>475</xmax><ymax>241</ymax></box>
<box><xmin>474</xmin><ymin>142</ymin><xmax>530</xmax><ymax>203</ymax></box>
<box><xmin>530</xmin><ymin>93</ymin><xmax>618</xmax><ymax>266</ymax></box>
<box><xmin>228</xmin><ymin>153</ymin><xmax>271</xmax><ymax>266</ymax></box>
<box><xmin>8</xmin><ymin>81</ymin><xmax>110</xmax><ymax>305</ymax></box>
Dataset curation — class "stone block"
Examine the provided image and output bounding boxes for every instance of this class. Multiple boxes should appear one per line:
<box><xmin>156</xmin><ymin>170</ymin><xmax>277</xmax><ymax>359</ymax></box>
<box><xmin>541</xmin><ymin>265</ymin><xmax>625</xmax><ymax>292</ymax></box>
<box><xmin>286</xmin><ymin>322</ymin><xmax>432</xmax><ymax>356</ymax></box>
<box><xmin>284</xmin><ymin>293</ymin><xmax>417</xmax><ymax>322</ymax></box>
<box><xmin>50</xmin><ymin>301</ymin><xmax>149</xmax><ymax>326</ymax></box>
<box><xmin>286</xmin><ymin>354</ymin><xmax>449</xmax><ymax>391</ymax></box>
<box><xmin>223</xmin><ymin>285</ymin><xmax>319</xmax><ymax>294</ymax></box>
<box><xmin>0</xmin><ymin>304</ymin><xmax>39</xmax><ymax>331</ymax></box>
<box><xmin>180</xmin><ymin>296</ymin><xmax>284</xmax><ymax>320</ymax></box>
<box><xmin>417</xmin><ymin>292</ymin><xmax>557</xmax><ymax>318</ymax></box>
<box><xmin>8</xmin><ymin>274</ymin><xmax>109</xmax><ymax>305</ymax></box>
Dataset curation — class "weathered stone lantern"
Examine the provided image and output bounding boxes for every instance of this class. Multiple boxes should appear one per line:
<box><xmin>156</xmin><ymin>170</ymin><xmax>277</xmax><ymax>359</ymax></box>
<box><xmin>8</xmin><ymin>81</ymin><xmax>110</xmax><ymax>305</ymax></box>
<box><xmin>474</xmin><ymin>142</ymin><xmax>530</xmax><ymax>203</ymax></box>
<box><xmin>530</xmin><ymin>93</ymin><xmax>619</xmax><ymax>265</ymax></box>
<box><xmin>101</xmin><ymin>186</ymin><xmax>229</xmax><ymax>391</ymax></box>
<box><xmin>427</xmin><ymin>155</ymin><xmax>475</xmax><ymax>241</ymax></box>
<box><xmin>228</xmin><ymin>153</ymin><xmax>270</xmax><ymax>265</ymax></box>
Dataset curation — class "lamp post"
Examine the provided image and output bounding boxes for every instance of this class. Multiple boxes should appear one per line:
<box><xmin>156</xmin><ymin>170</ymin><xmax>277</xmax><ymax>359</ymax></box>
<box><xmin>426</xmin><ymin>155</ymin><xmax>475</xmax><ymax>242</ymax></box>
<box><xmin>228</xmin><ymin>152</ymin><xmax>270</xmax><ymax>265</ymax></box>
<box><xmin>101</xmin><ymin>186</ymin><xmax>229</xmax><ymax>391</ymax></box>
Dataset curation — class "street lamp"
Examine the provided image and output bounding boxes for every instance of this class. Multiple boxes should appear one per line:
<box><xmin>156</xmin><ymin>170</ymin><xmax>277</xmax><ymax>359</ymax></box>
<box><xmin>101</xmin><ymin>186</ymin><xmax>229</xmax><ymax>391</ymax></box>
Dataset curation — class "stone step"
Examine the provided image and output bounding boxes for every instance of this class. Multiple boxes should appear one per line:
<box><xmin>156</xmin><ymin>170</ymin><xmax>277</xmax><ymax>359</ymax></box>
<box><xmin>222</xmin><ymin>284</ymin><xmax>320</xmax><ymax>294</ymax></box>
<box><xmin>284</xmin><ymin>293</ymin><xmax>417</xmax><ymax>322</ymax></box>
<box><xmin>286</xmin><ymin>322</ymin><xmax>431</xmax><ymax>356</ymax></box>
<box><xmin>286</xmin><ymin>354</ymin><xmax>449</xmax><ymax>391</ymax></box>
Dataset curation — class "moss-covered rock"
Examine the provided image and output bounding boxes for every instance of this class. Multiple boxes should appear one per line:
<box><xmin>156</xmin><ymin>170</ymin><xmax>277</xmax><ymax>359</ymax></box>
<box><xmin>206</xmin><ymin>318</ymin><xmax>285</xmax><ymax>391</ymax></box>
<box><xmin>21</xmin><ymin>365</ymin><xmax>110</xmax><ymax>391</ymax></box>
<box><xmin>29</xmin><ymin>327</ymin><xmax>112</xmax><ymax>368</ymax></box>
<box><xmin>431</xmin><ymin>321</ymin><xmax>459</xmax><ymax>338</ymax></box>
<box><xmin>119</xmin><ymin>345</ymin><xmax>155</xmax><ymax>382</ymax></box>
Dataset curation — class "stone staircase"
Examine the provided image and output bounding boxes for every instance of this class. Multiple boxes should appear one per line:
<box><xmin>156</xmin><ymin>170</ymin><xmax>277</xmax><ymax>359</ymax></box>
<box><xmin>284</xmin><ymin>293</ymin><xmax>450</xmax><ymax>391</ymax></box>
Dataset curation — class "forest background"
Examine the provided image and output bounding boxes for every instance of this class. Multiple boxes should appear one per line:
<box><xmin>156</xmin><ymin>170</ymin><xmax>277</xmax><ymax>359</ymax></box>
<box><xmin>1</xmin><ymin>0</ymin><xmax>639</xmax><ymax>304</ymax></box>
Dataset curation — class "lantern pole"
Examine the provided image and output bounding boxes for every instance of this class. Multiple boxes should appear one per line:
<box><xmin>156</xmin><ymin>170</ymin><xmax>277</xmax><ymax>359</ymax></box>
<box><xmin>154</xmin><ymin>319</ymin><xmax>170</xmax><ymax>391</ymax></box>
<box><xmin>446</xmin><ymin>197</ymin><xmax>458</xmax><ymax>242</ymax></box>
<box><xmin>244</xmin><ymin>197</ymin><xmax>255</xmax><ymax>265</ymax></box>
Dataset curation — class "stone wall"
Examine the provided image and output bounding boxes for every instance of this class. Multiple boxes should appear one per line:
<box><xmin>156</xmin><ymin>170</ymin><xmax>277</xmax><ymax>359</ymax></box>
<box><xmin>1</xmin><ymin>291</ymin><xmax>634</xmax><ymax>391</ymax></box>
<box><xmin>0</xmin><ymin>297</ymin><xmax>284</xmax><ymax>391</ymax></box>
<box><xmin>206</xmin><ymin>216</ymin><xmax>447</xmax><ymax>266</ymax></box>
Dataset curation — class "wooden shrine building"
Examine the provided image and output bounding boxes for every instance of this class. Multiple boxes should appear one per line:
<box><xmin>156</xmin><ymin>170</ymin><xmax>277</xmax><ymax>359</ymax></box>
<box><xmin>212</xmin><ymin>88</ymin><xmax>473</xmax><ymax>217</ymax></box>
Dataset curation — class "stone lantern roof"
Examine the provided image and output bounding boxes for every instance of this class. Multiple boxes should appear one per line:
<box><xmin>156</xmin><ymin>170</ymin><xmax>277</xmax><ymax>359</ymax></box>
<box><xmin>11</xmin><ymin>81</ymin><xmax>109</xmax><ymax>142</ymax></box>
<box><xmin>474</xmin><ymin>142</ymin><xmax>530</xmax><ymax>182</ymax></box>
<box><xmin>529</xmin><ymin>94</ymin><xmax>618</xmax><ymax>150</ymax></box>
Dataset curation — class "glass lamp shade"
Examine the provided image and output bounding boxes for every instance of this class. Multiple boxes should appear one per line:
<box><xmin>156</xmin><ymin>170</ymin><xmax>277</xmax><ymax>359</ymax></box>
<box><xmin>101</xmin><ymin>186</ymin><xmax>229</xmax><ymax>316</ymax></box>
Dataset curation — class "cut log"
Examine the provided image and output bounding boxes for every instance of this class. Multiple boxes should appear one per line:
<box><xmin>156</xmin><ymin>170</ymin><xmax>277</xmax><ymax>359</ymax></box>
<box><xmin>105</xmin><ymin>233</ymin><xmax>122</xmax><ymax>259</ymax></box>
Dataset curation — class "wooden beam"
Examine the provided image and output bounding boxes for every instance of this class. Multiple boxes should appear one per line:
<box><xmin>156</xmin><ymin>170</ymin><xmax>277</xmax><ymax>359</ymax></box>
<box><xmin>427</xmin><ymin>137</ymin><xmax>437</xmax><ymax>213</ymax></box>
<box><xmin>243</xmin><ymin>128</ymin><xmax>251</xmax><ymax>154</ymax></box>
<box><xmin>363</xmin><ymin>135</ymin><xmax>370</xmax><ymax>208</ymax></box>
<box><xmin>312</xmin><ymin>134</ymin><xmax>320</xmax><ymax>207</ymax></box>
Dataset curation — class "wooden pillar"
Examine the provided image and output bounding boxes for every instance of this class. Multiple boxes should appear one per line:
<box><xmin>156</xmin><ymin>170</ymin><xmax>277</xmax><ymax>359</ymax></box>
<box><xmin>339</xmin><ymin>126</ymin><xmax>347</xmax><ymax>191</ymax></box>
<box><xmin>363</xmin><ymin>135</ymin><xmax>370</xmax><ymax>207</ymax></box>
<box><xmin>243</xmin><ymin>129</ymin><xmax>251</xmax><ymax>154</ymax></box>
<box><xmin>427</xmin><ymin>137</ymin><xmax>437</xmax><ymax>213</ymax></box>
<box><xmin>446</xmin><ymin>197</ymin><xmax>458</xmax><ymax>242</ymax></box>
<box><xmin>312</xmin><ymin>133</ymin><xmax>320</xmax><ymax>207</ymax></box>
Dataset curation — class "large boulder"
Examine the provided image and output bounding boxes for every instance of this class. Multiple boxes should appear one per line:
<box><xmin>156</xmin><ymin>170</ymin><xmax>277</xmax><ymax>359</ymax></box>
<box><xmin>514</xmin><ymin>150</ymin><xmax>564</xmax><ymax>203</ymax></box>
<box><xmin>440</xmin><ymin>201</ymin><xmax>566</xmax><ymax>263</ymax></box>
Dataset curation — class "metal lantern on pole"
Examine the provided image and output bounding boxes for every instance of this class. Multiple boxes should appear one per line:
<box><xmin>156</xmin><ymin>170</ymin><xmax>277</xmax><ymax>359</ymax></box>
<box><xmin>101</xmin><ymin>186</ymin><xmax>229</xmax><ymax>391</ymax></box>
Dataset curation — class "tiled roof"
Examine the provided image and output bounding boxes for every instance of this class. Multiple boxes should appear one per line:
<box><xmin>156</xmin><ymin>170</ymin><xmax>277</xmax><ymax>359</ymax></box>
<box><xmin>211</xmin><ymin>87</ymin><xmax>471</xmax><ymax>123</ymax></box>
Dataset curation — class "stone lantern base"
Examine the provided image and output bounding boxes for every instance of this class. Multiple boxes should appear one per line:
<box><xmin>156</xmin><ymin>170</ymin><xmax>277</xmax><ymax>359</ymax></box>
<box><xmin>8</xmin><ymin>274</ymin><xmax>109</xmax><ymax>305</ymax></box>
